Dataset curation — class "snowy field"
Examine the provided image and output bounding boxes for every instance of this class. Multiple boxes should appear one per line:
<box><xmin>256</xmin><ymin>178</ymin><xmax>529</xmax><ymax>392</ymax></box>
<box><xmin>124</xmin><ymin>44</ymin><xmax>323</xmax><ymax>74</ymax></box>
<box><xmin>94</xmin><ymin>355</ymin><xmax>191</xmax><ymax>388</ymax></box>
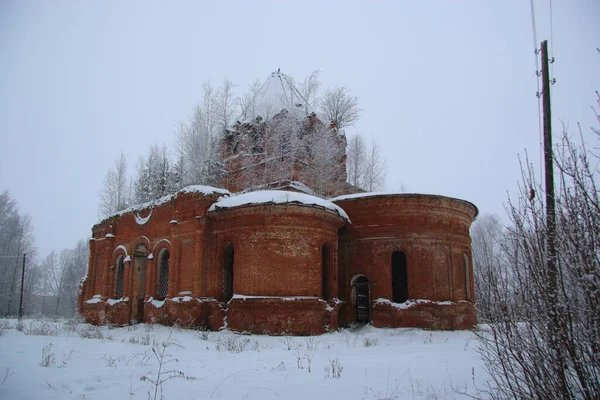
<box><xmin>0</xmin><ymin>318</ymin><xmax>492</xmax><ymax>400</ymax></box>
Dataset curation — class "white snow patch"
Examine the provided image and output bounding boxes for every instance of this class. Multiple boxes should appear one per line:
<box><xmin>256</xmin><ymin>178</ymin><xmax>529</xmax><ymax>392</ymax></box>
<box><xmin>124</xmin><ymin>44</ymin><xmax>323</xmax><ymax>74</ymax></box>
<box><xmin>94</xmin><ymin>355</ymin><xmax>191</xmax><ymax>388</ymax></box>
<box><xmin>105</xmin><ymin>233</ymin><xmax>115</xmax><ymax>238</ymax></box>
<box><xmin>84</xmin><ymin>295</ymin><xmax>103</xmax><ymax>304</ymax></box>
<box><xmin>169</xmin><ymin>296</ymin><xmax>194</xmax><ymax>303</ymax></box>
<box><xmin>208</xmin><ymin>190</ymin><xmax>349</xmax><ymax>222</ymax></box>
<box><xmin>329</xmin><ymin>191</ymin><xmax>406</xmax><ymax>202</ymax></box>
<box><xmin>123</xmin><ymin>255</ymin><xmax>131</xmax><ymax>262</ymax></box>
<box><xmin>107</xmin><ymin>297</ymin><xmax>128</xmax><ymax>306</ymax></box>
<box><xmin>134</xmin><ymin>209</ymin><xmax>153</xmax><ymax>225</ymax></box>
<box><xmin>169</xmin><ymin>220</ymin><xmax>178</xmax><ymax>224</ymax></box>
<box><xmin>0</xmin><ymin>317</ymin><xmax>493</xmax><ymax>399</ymax></box>
<box><xmin>374</xmin><ymin>298</ymin><xmax>460</xmax><ymax>309</ymax></box>
<box><xmin>147</xmin><ymin>253</ymin><xmax>154</xmax><ymax>260</ymax></box>
<box><xmin>146</xmin><ymin>297</ymin><xmax>165</xmax><ymax>308</ymax></box>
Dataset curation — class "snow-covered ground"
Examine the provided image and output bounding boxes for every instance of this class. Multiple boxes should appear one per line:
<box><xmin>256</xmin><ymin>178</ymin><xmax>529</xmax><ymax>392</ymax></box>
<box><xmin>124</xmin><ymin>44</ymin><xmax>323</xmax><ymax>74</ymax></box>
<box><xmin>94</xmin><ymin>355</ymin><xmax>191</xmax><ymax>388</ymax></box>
<box><xmin>0</xmin><ymin>318</ymin><xmax>492</xmax><ymax>400</ymax></box>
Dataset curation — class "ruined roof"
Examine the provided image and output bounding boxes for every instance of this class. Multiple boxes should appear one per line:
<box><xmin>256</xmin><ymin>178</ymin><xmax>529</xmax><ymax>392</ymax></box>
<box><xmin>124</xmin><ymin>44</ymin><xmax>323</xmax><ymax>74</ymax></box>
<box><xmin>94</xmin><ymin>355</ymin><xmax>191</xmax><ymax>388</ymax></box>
<box><xmin>98</xmin><ymin>185</ymin><xmax>231</xmax><ymax>224</ymax></box>
<box><xmin>208</xmin><ymin>190</ymin><xmax>350</xmax><ymax>222</ymax></box>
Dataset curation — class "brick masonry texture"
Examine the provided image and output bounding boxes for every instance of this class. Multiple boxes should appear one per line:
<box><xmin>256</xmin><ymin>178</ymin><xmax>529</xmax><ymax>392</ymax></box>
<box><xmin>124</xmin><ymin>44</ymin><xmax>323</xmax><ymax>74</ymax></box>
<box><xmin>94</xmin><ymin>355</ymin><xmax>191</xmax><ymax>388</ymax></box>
<box><xmin>79</xmin><ymin>190</ymin><xmax>478</xmax><ymax>335</ymax></box>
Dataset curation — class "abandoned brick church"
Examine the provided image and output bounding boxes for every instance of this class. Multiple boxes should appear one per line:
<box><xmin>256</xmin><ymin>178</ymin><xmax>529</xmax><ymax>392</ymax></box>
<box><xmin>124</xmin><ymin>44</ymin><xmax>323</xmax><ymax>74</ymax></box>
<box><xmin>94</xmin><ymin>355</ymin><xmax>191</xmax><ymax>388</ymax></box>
<box><xmin>79</xmin><ymin>72</ymin><xmax>478</xmax><ymax>335</ymax></box>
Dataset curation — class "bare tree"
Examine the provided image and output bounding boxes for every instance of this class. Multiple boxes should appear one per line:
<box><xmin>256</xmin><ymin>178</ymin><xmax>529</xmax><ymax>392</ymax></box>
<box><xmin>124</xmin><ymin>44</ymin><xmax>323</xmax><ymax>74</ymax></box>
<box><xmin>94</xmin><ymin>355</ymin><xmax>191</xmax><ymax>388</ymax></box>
<box><xmin>475</xmin><ymin>121</ymin><xmax>600</xmax><ymax>398</ymax></box>
<box><xmin>318</xmin><ymin>85</ymin><xmax>362</xmax><ymax>132</ymax></box>
<box><xmin>175</xmin><ymin>81</ymin><xmax>221</xmax><ymax>187</ymax></box>
<box><xmin>98</xmin><ymin>152</ymin><xmax>129</xmax><ymax>217</ymax></box>
<box><xmin>215</xmin><ymin>79</ymin><xmax>237</xmax><ymax>132</ymax></box>
<box><xmin>238</xmin><ymin>79</ymin><xmax>262</xmax><ymax>121</ymax></box>
<box><xmin>470</xmin><ymin>213</ymin><xmax>507</xmax><ymax>322</ymax></box>
<box><xmin>362</xmin><ymin>136</ymin><xmax>387</xmax><ymax>191</ymax></box>
<box><xmin>0</xmin><ymin>192</ymin><xmax>37</xmax><ymax>316</ymax></box>
<box><xmin>346</xmin><ymin>133</ymin><xmax>367</xmax><ymax>188</ymax></box>
<box><xmin>298</xmin><ymin>70</ymin><xmax>321</xmax><ymax>114</ymax></box>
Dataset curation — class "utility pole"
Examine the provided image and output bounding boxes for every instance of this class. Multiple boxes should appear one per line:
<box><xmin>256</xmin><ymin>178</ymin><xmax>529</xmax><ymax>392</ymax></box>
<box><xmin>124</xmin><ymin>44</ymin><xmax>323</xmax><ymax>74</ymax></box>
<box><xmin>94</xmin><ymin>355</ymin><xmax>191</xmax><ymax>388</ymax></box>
<box><xmin>541</xmin><ymin>39</ymin><xmax>566</xmax><ymax>393</ymax></box>
<box><xmin>541</xmin><ymin>40</ymin><xmax>557</xmax><ymax>296</ymax></box>
<box><xmin>18</xmin><ymin>253</ymin><xmax>26</xmax><ymax>320</ymax></box>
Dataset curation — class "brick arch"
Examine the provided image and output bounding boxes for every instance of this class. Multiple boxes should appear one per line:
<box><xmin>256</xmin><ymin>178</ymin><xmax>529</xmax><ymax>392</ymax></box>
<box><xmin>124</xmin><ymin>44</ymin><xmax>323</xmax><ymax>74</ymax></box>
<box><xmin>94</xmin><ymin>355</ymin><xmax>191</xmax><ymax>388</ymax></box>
<box><xmin>151</xmin><ymin>239</ymin><xmax>172</xmax><ymax>256</ymax></box>
<box><xmin>131</xmin><ymin>236</ymin><xmax>151</xmax><ymax>253</ymax></box>
<box><xmin>112</xmin><ymin>244</ymin><xmax>129</xmax><ymax>258</ymax></box>
<box><xmin>111</xmin><ymin>245</ymin><xmax>128</xmax><ymax>299</ymax></box>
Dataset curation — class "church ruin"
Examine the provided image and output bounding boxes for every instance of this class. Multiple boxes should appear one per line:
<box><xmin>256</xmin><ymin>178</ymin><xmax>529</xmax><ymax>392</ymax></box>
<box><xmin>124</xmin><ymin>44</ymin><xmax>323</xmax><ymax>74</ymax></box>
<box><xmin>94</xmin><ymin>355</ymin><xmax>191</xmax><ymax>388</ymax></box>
<box><xmin>79</xmin><ymin>71</ymin><xmax>478</xmax><ymax>334</ymax></box>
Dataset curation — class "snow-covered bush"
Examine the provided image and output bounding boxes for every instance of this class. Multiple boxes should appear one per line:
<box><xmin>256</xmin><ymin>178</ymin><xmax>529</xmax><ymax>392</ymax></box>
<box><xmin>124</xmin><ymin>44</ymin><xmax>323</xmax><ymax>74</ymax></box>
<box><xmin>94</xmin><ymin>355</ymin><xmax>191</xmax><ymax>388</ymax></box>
<box><xmin>324</xmin><ymin>358</ymin><xmax>343</xmax><ymax>379</ymax></box>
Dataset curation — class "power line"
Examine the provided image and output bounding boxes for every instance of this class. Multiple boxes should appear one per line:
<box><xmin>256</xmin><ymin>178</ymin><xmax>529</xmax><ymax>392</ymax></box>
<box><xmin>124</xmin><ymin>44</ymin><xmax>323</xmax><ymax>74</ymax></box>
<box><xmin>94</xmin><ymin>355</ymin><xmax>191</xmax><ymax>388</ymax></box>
<box><xmin>530</xmin><ymin>0</ymin><xmax>544</xmax><ymax>179</ymax></box>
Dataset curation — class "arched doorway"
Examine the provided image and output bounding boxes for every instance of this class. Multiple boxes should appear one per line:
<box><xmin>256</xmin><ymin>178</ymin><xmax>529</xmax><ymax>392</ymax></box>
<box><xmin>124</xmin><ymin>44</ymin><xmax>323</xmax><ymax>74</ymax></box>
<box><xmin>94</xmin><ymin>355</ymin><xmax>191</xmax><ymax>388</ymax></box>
<box><xmin>223</xmin><ymin>242</ymin><xmax>234</xmax><ymax>302</ymax></box>
<box><xmin>351</xmin><ymin>275</ymin><xmax>370</xmax><ymax>323</ymax></box>
<box><xmin>132</xmin><ymin>244</ymin><xmax>147</xmax><ymax>322</ymax></box>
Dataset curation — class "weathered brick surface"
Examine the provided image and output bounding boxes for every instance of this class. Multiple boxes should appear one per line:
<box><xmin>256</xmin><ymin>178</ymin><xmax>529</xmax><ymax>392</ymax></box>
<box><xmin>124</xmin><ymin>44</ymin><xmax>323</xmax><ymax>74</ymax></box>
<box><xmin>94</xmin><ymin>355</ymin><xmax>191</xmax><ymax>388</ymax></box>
<box><xmin>333</xmin><ymin>194</ymin><xmax>478</xmax><ymax>329</ymax></box>
<box><xmin>80</xmin><ymin>190</ymin><xmax>478</xmax><ymax>334</ymax></box>
<box><xmin>371</xmin><ymin>301</ymin><xmax>477</xmax><ymax>330</ymax></box>
<box><xmin>227</xmin><ymin>298</ymin><xmax>330</xmax><ymax>335</ymax></box>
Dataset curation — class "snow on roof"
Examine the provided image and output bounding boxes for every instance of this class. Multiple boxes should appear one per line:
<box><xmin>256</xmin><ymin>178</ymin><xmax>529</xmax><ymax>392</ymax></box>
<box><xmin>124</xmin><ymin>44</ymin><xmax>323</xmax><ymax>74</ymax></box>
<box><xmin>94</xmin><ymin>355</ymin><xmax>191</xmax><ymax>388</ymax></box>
<box><xmin>329</xmin><ymin>191</ymin><xmax>479</xmax><ymax>217</ymax></box>
<box><xmin>99</xmin><ymin>185</ymin><xmax>231</xmax><ymax>223</ymax></box>
<box><xmin>208</xmin><ymin>190</ymin><xmax>349</xmax><ymax>222</ymax></box>
<box><xmin>328</xmin><ymin>191</ymin><xmax>404</xmax><ymax>202</ymax></box>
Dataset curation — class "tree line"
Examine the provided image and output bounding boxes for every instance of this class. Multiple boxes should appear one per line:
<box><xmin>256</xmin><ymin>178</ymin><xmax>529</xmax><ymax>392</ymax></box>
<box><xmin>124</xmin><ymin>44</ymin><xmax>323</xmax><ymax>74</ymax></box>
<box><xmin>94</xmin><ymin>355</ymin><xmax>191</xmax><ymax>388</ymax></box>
<box><xmin>0</xmin><ymin>191</ymin><xmax>88</xmax><ymax>317</ymax></box>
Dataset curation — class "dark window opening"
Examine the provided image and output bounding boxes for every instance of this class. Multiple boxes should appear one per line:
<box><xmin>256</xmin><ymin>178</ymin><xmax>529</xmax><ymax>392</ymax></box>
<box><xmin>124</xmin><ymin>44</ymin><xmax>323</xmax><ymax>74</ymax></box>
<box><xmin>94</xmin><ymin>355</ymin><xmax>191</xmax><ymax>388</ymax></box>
<box><xmin>223</xmin><ymin>243</ymin><xmax>234</xmax><ymax>301</ymax></box>
<box><xmin>114</xmin><ymin>256</ymin><xmax>125</xmax><ymax>299</ymax></box>
<box><xmin>157</xmin><ymin>249</ymin><xmax>169</xmax><ymax>300</ymax></box>
<box><xmin>392</xmin><ymin>251</ymin><xmax>408</xmax><ymax>303</ymax></box>
<box><xmin>322</xmin><ymin>244</ymin><xmax>329</xmax><ymax>300</ymax></box>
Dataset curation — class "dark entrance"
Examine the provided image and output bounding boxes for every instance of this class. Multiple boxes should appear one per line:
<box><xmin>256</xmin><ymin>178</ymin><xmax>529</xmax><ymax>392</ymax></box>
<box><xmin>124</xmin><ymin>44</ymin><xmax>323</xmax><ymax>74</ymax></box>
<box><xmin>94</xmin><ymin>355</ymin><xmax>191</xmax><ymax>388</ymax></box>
<box><xmin>132</xmin><ymin>244</ymin><xmax>147</xmax><ymax>322</ymax></box>
<box><xmin>354</xmin><ymin>276</ymin><xmax>370</xmax><ymax>323</ymax></box>
<box><xmin>223</xmin><ymin>242</ymin><xmax>234</xmax><ymax>301</ymax></box>
<box><xmin>392</xmin><ymin>251</ymin><xmax>408</xmax><ymax>303</ymax></box>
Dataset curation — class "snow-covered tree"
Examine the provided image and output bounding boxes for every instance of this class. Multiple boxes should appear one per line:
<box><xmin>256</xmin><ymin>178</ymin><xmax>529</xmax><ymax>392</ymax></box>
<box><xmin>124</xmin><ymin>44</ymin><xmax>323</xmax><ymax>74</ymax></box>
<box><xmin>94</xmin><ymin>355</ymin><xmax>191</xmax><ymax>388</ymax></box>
<box><xmin>318</xmin><ymin>85</ymin><xmax>362</xmax><ymax>132</ymax></box>
<box><xmin>98</xmin><ymin>153</ymin><xmax>130</xmax><ymax>217</ymax></box>
<box><xmin>475</xmin><ymin>108</ymin><xmax>600</xmax><ymax>398</ymax></box>
<box><xmin>134</xmin><ymin>143</ymin><xmax>174</xmax><ymax>204</ymax></box>
<box><xmin>346</xmin><ymin>133</ymin><xmax>367</xmax><ymax>188</ymax></box>
<box><xmin>362</xmin><ymin>136</ymin><xmax>387</xmax><ymax>191</ymax></box>
<box><xmin>345</xmin><ymin>134</ymin><xmax>386</xmax><ymax>191</ymax></box>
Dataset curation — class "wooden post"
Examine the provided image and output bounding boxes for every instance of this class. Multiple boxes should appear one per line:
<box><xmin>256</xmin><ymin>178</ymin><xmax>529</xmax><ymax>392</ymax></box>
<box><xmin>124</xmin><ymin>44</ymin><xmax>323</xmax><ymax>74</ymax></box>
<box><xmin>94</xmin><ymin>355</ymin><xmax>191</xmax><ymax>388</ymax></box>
<box><xmin>18</xmin><ymin>253</ymin><xmax>26</xmax><ymax>320</ymax></box>
<box><xmin>541</xmin><ymin>40</ymin><xmax>557</xmax><ymax>299</ymax></box>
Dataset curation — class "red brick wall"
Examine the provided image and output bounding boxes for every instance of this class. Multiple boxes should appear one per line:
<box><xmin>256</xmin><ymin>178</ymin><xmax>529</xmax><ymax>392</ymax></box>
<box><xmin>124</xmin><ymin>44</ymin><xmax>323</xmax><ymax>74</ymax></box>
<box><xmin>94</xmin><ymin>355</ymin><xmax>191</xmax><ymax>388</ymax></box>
<box><xmin>80</xmin><ymin>190</ymin><xmax>478</xmax><ymax>333</ymax></box>
<box><xmin>209</xmin><ymin>204</ymin><xmax>344</xmax><ymax>298</ymax></box>
<box><xmin>333</xmin><ymin>194</ymin><xmax>477</xmax><ymax>328</ymax></box>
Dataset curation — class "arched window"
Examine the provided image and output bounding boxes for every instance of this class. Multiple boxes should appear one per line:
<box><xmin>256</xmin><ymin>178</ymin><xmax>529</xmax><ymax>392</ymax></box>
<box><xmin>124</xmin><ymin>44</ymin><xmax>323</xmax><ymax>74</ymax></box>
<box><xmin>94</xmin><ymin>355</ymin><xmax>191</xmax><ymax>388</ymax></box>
<box><xmin>223</xmin><ymin>242</ymin><xmax>234</xmax><ymax>301</ymax></box>
<box><xmin>464</xmin><ymin>254</ymin><xmax>471</xmax><ymax>301</ymax></box>
<box><xmin>114</xmin><ymin>255</ymin><xmax>125</xmax><ymax>299</ymax></box>
<box><xmin>392</xmin><ymin>251</ymin><xmax>408</xmax><ymax>303</ymax></box>
<box><xmin>322</xmin><ymin>244</ymin><xmax>329</xmax><ymax>300</ymax></box>
<box><xmin>157</xmin><ymin>249</ymin><xmax>169</xmax><ymax>300</ymax></box>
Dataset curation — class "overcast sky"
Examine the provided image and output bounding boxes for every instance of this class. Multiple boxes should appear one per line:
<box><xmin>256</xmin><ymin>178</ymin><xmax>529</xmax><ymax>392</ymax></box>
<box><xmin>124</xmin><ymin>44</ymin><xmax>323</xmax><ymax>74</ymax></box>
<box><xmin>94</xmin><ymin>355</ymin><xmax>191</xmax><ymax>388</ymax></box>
<box><xmin>1</xmin><ymin>0</ymin><xmax>598</xmax><ymax>260</ymax></box>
